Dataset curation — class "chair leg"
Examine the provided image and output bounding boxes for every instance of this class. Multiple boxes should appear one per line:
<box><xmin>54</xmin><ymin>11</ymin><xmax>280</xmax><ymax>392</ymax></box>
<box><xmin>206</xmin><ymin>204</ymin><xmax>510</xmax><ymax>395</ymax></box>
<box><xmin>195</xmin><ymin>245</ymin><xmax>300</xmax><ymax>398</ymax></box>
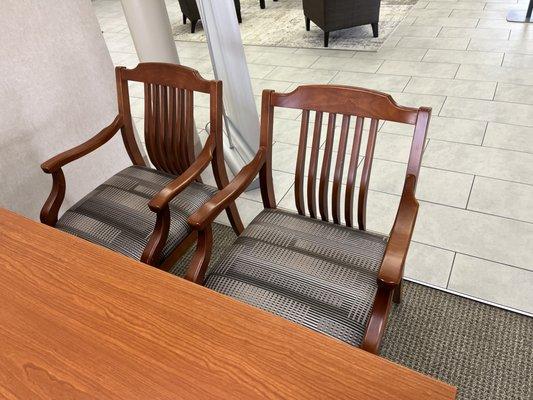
<box><xmin>260</xmin><ymin>0</ymin><xmax>265</xmax><ymax>8</ymax></box>
<box><xmin>371</xmin><ymin>22</ymin><xmax>379</xmax><ymax>38</ymax></box>
<box><xmin>236</xmin><ymin>8</ymin><xmax>242</xmax><ymax>23</ymax></box>
<box><xmin>191</xmin><ymin>19</ymin><xmax>198</xmax><ymax>34</ymax></box>
<box><xmin>182</xmin><ymin>13</ymin><xmax>187</xmax><ymax>24</ymax></box>
<box><xmin>225</xmin><ymin>202</ymin><xmax>244</xmax><ymax>235</ymax></box>
<box><xmin>324</xmin><ymin>31</ymin><xmax>329</xmax><ymax>47</ymax></box>
<box><xmin>305</xmin><ymin>17</ymin><xmax>310</xmax><ymax>31</ymax></box>
<box><xmin>393</xmin><ymin>279</ymin><xmax>402</xmax><ymax>304</ymax></box>
<box><xmin>184</xmin><ymin>226</ymin><xmax>213</xmax><ymax>285</ymax></box>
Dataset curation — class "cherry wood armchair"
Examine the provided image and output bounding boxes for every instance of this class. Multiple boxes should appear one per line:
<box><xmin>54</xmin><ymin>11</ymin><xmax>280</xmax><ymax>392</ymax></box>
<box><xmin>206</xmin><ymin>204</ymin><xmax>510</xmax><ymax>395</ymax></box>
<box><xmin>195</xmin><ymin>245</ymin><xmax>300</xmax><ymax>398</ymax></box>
<box><xmin>185</xmin><ymin>85</ymin><xmax>431</xmax><ymax>353</ymax></box>
<box><xmin>40</xmin><ymin>63</ymin><xmax>243</xmax><ymax>274</ymax></box>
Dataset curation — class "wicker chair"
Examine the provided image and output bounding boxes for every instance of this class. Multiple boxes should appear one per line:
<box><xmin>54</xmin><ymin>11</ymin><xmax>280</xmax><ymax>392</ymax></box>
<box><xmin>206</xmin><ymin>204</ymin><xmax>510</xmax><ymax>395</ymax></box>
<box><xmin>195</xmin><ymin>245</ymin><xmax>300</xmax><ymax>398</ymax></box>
<box><xmin>179</xmin><ymin>0</ymin><xmax>242</xmax><ymax>33</ymax></box>
<box><xmin>185</xmin><ymin>85</ymin><xmax>431</xmax><ymax>353</ymax></box>
<box><xmin>303</xmin><ymin>0</ymin><xmax>381</xmax><ymax>46</ymax></box>
<box><xmin>40</xmin><ymin>63</ymin><xmax>243</xmax><ymax>276</ymax></box>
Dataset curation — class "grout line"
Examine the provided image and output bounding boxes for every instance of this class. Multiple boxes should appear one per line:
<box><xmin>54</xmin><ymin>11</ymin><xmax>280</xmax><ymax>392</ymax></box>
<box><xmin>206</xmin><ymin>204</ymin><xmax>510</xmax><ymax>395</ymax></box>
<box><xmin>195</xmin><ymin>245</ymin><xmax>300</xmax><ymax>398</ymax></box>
<box><xmin>465</xmin><ymin>175</ymin><xmax>476</xmax><ymax>210</ymax></box>
<box><xmin>445</xmin><ymin>252</ymin><xmax>457</xmax><ymax>288</ymax></box>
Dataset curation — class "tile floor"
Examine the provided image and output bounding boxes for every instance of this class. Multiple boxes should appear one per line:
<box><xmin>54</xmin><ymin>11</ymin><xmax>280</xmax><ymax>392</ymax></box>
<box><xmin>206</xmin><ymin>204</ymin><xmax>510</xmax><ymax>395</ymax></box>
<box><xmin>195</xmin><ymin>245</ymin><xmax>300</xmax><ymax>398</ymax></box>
<box><xmin>93</xmin><ymin>0</ymin><xmax>532</xmax><ymax>315</ymax></box>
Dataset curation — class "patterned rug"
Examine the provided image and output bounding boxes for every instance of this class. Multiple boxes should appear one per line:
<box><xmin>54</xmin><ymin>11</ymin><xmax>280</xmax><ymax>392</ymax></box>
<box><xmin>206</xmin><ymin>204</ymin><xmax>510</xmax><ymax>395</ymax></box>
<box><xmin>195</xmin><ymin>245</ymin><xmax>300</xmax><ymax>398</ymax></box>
<box><xmin>172</xmin><ymin>223</ymin><xmax>533</xmax><ymax>400</ymax></box>
<box><xmin>172</xmin><ymin>0</ymin><xmax>417</xmax><ymax>51</ymax></box>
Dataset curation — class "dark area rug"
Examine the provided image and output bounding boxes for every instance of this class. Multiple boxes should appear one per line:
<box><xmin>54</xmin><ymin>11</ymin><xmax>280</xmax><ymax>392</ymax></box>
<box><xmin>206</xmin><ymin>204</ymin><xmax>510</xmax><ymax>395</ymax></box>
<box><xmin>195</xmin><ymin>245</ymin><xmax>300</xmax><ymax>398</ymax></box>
<box><xmin>172</xmin><ymin>223</ymin><xmax>533</xmax><ymax>400</ymax></box>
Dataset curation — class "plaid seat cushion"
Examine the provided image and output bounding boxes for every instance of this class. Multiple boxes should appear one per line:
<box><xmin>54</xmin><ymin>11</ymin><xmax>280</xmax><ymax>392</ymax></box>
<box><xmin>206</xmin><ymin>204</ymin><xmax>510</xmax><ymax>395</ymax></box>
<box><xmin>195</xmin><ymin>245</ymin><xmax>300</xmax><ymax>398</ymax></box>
<box><xmin>205</xmin><ymin>208</ymin><xmax>387</xmax><ymax>347</ymax></box>
<box><xmin>56</xmin><ymin>166</ymin><xmax>217</xmax><ymax>263</ymax></box>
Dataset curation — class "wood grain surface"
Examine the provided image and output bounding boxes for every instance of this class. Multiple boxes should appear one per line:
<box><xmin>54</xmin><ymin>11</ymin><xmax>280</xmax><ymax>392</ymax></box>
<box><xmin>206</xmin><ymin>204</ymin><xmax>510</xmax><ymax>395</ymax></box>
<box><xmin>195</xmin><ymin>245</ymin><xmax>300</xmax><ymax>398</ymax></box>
<box><xmin>0</xmin><ymin>208</ymin><xmax>456</xmax><ymax>400</ymax></box>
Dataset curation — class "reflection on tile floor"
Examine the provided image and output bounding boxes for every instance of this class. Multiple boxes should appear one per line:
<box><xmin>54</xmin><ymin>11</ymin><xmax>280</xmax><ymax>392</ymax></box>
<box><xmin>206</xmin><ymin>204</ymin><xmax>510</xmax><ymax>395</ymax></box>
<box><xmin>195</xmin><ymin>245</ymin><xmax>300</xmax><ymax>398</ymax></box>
<box><xmin>93</xmin><ymin>0</ymin><xmax>533</xmax><ymax>315</ymax></box>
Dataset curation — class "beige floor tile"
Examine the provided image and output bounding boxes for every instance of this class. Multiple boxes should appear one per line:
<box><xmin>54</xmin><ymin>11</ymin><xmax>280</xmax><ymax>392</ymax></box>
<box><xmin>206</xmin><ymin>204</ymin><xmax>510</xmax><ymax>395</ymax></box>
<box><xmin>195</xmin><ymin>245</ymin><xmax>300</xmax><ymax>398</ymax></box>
<box><xmin>294</xmin><ymin>48</ymin><xmax>356</xmax><ymax>58</ymax></box>
<box><xmin>381</xmin><ymin>116</ymin><xmax>487</xmax><ymax>145</ymax></box>
<box><xmin>396</xmin><ymin>36</ymin><xmax>470</xmax><ymax>50</ymax></box>
<box><xmin>355</xmin><ymin>48</ymin><xmax>429</xmax><ymax>61</ymax></box>
<box><xmin>456</xmin><ymin>64</ymin><xmax>533</xmax><ymax>85</ymax></box>
<box><xmin>423</xmin><ymin>49</ymin><xmax>504</xmax><ymax>65</ymax></box>
<box><xmin>502</xmin><ymin>53</ymin><xmax>533</xmax><ymax>69</ymax></box>
<box><xmin>404</xmin><ymin>242</ymin><xmax>455</xmax><ymax>287</ymax></box>
<box><xmin>330</xmin><ymin>71</ymin><xmax>410</xmax><ymax>92</ymax></box>
<box><xmin>393</xmin><ymin>25</ymin><xmax>443</xmax><ymax>38</ymax></box>
<box><xmin>411</xmin><ymin>17</ymin><xmax>479</xmax><ymax>27</ymax></box>
<box><xmin>468</xmin><ymin>176</ymin><xmax>533</xmax><ymax>222</ymax></box>
<box><xmin>362</xmin><ymin>158</ymin><xmax>474</xmax><ymax>207</ymax></box>
<box><xmin>409</xmin><ymin>8</ymin><xmax>455</xmax><ymax>17</ymax></box>
<box><xmin>264</xmin><ymin>66</ymin><xmax>337</xmax><ymax>84</ymax></box>
<box><xmin>404</xmin><ymin>77</ymin><xmax>496</xmax><ymax>99</ymax></box>
<box><xmin>468</xmin><ymin>38</ymin><xmax>533</xmax><ymax>54</ymax></box>
<box><xmin>494</xmin><ymin>83</ymin><xmax>533</xmax><ymax>105</ymax></box>
<box><xmin>425</xmin><ymin>1</ymin><xmax>486</xmax><ymax>10</ymax></box>
<box><xmin>377</xmin><ymin>60</ymin><xmax>459</xmax><ymax>78</ymax></box>
<box><xmin>448</xmin><ymin>255</ymin><xmax>533</xmax><ymax>314</ymax></box>
<box><xmin>246</xmin><ymin>51</ymin><xmax>319</xmax><ymax>68</ymax></box>
<box><xmin>248</xmin><ymin>63</ymin><xmax>277</xmax><ymax>79</ymax></box>
<box><xmin>415</xmin><ymin>201</ymin><xmax>533</xmax><ymax>270</ymax></box>
<box><xmin>437</xmin><ymin>27</ymin><xmax>510</xmax><ymax>39</ymax></box>
<box><xmin>450</xmin><ymin>9</ymin><xmax>508</xmax><ymax>18</ymax></box>
<box><xmin>440</xmin><ymin>97</ymin><xmax>533</xmax><ymax>127</ymax></box>
<box><xmin>483</xmin><ymin>122</ymin><xmax>533</xmax><ymax>153</ymax></box>
<box><xmin>241</xmin><ymin>170</ymin><xmax>295</xmax><ymax>204</ymax></box>
<box><xmin>423</xmin><ymin>140</ymin><xmax>533</xmax><ymax>184</ymax></box>
<box><xmin>310</xmin><ymin>56</ymin><xmax>383</xmax><ymax>73</ymax></box>
<box><xmin>250</xmin><ymin>79</ymin><xmax>293</xmax><ymax>96</ymax></box>
<box><xmin>509</xmin><ymin>29</ymin><xmax>533</xmax><ymax>40</ymax></box>
<box><xmin>389</xmin><ymin>92</ymin><xmax>447</xmax><ymax>112</ymax></box>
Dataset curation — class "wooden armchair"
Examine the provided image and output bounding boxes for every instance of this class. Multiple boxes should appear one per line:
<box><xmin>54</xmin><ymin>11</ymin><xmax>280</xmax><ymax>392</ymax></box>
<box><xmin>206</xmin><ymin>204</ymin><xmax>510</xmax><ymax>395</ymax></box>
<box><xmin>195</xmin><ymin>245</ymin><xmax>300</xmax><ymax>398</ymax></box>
<box><xmin>40</xmin><ymin>63</ymin><xmax>243</xmax><ymax>273</ymax></box>
<box><xmin>185</xmin><ymin>85</ymin><xmax>431</xmax><ymax>353</ymax></box>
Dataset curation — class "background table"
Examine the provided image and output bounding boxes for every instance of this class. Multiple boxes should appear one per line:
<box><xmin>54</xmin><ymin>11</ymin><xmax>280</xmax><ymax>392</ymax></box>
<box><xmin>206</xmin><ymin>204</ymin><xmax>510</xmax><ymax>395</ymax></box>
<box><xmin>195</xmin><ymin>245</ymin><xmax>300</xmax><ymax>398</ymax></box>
<box><xmin>0</xmin><ymin>208</ymin><xmax>456</xmax><ymax>399</ymax></box>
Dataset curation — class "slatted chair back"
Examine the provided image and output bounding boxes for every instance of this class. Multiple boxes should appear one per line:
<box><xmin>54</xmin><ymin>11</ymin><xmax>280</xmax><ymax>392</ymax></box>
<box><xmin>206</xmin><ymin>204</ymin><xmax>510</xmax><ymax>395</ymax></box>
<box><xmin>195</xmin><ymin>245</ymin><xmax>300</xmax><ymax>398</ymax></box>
<box><xmin>259</xmin><ymin>85</ymin><xmax>431</xmax><ymax>230</ymax></box>
<box><xmin>116</xmin><ymin>63</ymin><xmax>221</xmax><ymax>175</ymax></box>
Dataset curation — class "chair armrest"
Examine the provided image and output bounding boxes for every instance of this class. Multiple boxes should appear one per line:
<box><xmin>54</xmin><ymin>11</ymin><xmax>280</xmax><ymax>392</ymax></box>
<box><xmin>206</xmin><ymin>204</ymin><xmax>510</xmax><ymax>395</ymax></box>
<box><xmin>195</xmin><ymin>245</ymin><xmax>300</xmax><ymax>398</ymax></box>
<box><xmin>41</xmin><ymin>115</ymin><xmax>123</xmax><ymax>173</ymax></box>
<box><xmin>187</xmin><ymin>147</ymin><xmax>267</xmax><ymax>231</ymax></box>
<box><xmin>148</xmin><ymin>135</ymin><xmax>215</xmax><ymax>212</ymax></box>
<box><xmin>378</xmin><ymin>175</ymin><xmax>419</xmax><ymax>287</ymax></box>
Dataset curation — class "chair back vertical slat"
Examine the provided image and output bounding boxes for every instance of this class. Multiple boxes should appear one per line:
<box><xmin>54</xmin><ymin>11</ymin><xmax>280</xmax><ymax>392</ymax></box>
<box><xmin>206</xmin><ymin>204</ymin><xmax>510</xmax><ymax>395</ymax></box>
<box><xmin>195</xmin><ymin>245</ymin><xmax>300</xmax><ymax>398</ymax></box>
<box><xmin>174</xmin><ymin>89</ymin><xmax>185</xmax><ymax>174</ymax></box>
<box><xmin>157</xmin><ymin>85</ymin><xmax>170</xmax><ymax>172</ymax></box>
<box><xmin>332</xmin><ymin>114</ymin><xmax>350</xmax><ymax>224</ymax></box>
<box><xmin>166</xmin><ymin>87</ymin><xmax>179</xmax><ymax>175</ymax></box>
<box><xmin>344</xmin><ymin>116</ymin><xmax>364</xmax><ymax>227</ymax></box>
<box><xmin>144</xmin><ymin>83</ymin><xmax>160</xmax><ymax>170</ymax></box>
<box><xmin>357</xmin><ymin>118</ymin><xmax>379</xmax><ymax>231</ymax></box>
<box><xmin>318</xmin><ymin>113</ymin><xmax>336</xmax><ymax>221</ymax></box>
<box><xmin>182</xmin><ymin>89</ymin><xmax>195</xmax><ymax>169</ymax></box>
<box><xmin>295</xmin><ymin>109</ymin><xmax>310</xmax><ymax>215</ymax></box>
<box><xmin>307</xmin><ymin>111</ymin><xmax>323</xmax><ymax>218</ymax></box>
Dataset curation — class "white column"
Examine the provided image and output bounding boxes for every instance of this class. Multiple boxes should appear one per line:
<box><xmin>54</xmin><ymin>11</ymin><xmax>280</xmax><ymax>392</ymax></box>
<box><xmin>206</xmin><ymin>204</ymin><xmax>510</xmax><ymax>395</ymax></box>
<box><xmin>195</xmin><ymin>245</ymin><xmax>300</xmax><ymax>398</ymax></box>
<box><xmin>120</xmin><ymin>0</ymin><xmax>180</xmax><ymax>63</ymax></box>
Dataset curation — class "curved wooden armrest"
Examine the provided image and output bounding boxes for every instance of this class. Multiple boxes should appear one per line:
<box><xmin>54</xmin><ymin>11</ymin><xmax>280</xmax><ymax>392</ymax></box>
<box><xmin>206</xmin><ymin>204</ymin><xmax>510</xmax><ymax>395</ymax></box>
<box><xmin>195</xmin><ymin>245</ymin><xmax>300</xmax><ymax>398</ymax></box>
<box><xmin>41</xmin><ymin>115</ymin><xmax>123</xmax><ymax>173</ymax></box>
<box><xmin>148</xmin><ymin>135</ymin><xmax>215</xmax><ymax>213</ymax></box>
<box><xmin>378</xmin><ymin>175</ymin><xmax>419</xmax><ymax>287</ymax></box>
<box><xmin>188</xmin><ymin>147</ymin><xmax>267</xmax><ymax>231</ymax></box>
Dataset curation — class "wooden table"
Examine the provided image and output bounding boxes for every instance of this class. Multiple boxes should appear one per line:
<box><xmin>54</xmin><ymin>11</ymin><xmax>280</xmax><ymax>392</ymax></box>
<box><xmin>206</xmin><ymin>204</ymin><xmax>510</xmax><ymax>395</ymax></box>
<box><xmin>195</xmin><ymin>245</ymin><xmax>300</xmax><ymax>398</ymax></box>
<box><xmin>0</xmin><ymin>208</ymin><xmax>457</xmax><ymax>399</ymax></box>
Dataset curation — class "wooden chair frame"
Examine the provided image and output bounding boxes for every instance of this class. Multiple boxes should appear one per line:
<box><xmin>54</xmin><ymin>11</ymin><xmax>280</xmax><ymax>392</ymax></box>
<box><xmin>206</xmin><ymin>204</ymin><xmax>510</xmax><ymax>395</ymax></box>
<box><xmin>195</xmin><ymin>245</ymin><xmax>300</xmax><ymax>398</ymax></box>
<box><xmin>40</xmin><ymin>62</ymin><xmax>243</xmax><ymax>273</ymax></box>
<box><xmin>186</xmin><ymin>85</ymin><xmax>431</xmax><ymax>353</ymax></box>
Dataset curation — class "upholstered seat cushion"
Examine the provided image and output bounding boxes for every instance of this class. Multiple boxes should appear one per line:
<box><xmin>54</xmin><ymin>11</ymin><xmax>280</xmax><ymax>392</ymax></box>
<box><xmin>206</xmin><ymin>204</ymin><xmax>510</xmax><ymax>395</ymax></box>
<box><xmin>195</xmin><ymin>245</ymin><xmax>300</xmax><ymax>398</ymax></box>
<box><xmin>205</xmin><ymin>208</ymin><xmax>388</xmax><ymax>347</ymax></box>
<box><xmin>56</xmin><ymin>166</ymin><xmax>217</xmax><ymax>262</ymax></box>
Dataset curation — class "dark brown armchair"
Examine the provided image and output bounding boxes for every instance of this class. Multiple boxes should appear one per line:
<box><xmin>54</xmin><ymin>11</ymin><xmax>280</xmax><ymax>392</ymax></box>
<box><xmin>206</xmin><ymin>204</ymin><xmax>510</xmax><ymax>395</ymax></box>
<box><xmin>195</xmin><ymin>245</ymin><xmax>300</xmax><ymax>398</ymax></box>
<box><xmin>179</xmin><ymin>0</ymin><xmax>242</xmax><ymax>33</ymax></box>
<box><xmin>40</xmin><ymin>63</ymin><xmax>243</xmax><ymax>276</ymax></box>
<box><xmin>185</xmin><ymin>85</ymin><xmax>431</xmax><ymax>353</ymax></box>
<box><xmin>303</xmin><ymin>0</ymin><xmax>381</xmax><ymax>46</ymax></box>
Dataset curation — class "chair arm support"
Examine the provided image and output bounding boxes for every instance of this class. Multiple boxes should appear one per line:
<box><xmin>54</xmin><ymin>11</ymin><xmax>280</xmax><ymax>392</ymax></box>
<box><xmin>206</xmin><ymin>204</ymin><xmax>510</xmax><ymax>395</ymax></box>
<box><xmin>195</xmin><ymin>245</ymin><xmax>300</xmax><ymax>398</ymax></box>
<box><xmin>148</xmin><ymin>135</ymin><xmax>215</xmax><ymax>213</ymax></box>
<box><xmin>378</xmin><ymin>175</ymin><xmax>419</xmax><ymax>287</ymax></box>
<box><xmin>41</xmin><ymin>115</ymin><xmax>123</xmax><ymax>173</ymax></box>
<box><xmin>188</xmin><ymin>147</ymin><xmax>267</xmax><ymax>231</ymax></box>
<box><xmin>39</xmin><ymin>115</ymin><xmax>124</xmax><ymax>226</ymax></box>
